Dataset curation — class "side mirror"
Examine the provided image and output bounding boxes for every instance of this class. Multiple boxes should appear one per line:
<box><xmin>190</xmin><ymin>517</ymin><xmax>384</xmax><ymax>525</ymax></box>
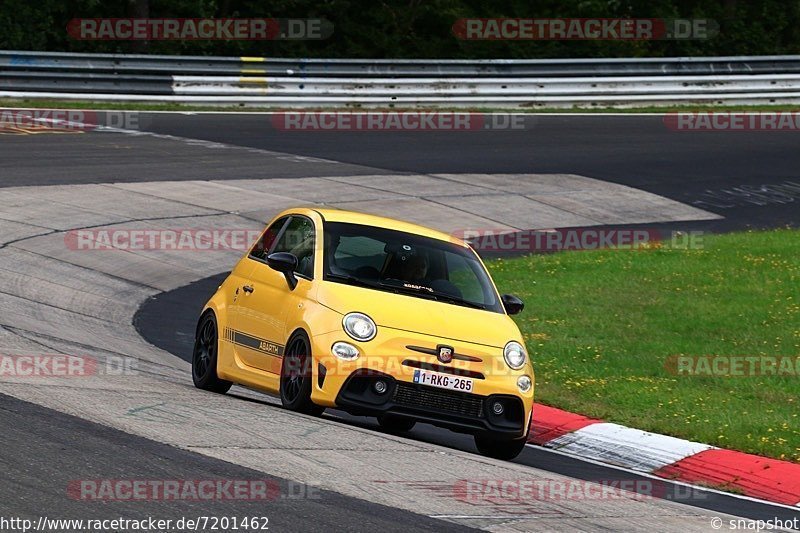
<box><xmin>267</xmin><ymin>252</ymin><xmax>298</xmax><ymax>290</ymax></box>
<box><xmin>501</xmin><ymin>294</ymin><xmax>524</xmax><ymax>315</ymax></box>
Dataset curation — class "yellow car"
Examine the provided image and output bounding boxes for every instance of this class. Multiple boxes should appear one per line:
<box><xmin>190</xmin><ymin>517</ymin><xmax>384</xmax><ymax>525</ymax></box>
<box><xmin>193</xmin><ymin>207</ymin><xmax>534</xmax><ymax>459</ymax></box>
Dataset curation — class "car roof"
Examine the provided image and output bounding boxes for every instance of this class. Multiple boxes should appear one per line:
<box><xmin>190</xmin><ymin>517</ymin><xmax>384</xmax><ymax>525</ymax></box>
<box><xmin>291</xmin><ymin>207</ymin><xmax>465</xmax><ymax>245</ymax></box>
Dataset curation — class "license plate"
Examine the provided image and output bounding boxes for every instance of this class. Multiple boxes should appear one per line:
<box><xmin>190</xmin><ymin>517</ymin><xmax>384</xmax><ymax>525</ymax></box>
<box><xmin>413</xmin><ymin>369</ymin><xmax>473</xmax><ymax>393</ymax></box>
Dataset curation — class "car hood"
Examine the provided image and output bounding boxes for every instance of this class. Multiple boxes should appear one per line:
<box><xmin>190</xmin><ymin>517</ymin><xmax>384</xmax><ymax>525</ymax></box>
<box><xmin>317</xmin><ymin>281</ymin><xmax>520</xmax><ymax>348</ymax></box>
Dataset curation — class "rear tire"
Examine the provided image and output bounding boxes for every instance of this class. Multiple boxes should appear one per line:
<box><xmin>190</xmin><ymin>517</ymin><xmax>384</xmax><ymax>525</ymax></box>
<box><xmin>280</xmin><ymin>331</ymin><xmax>325</xmax><ymax>416</ymax></box>
<box><xmin>474</xmin><ymin>434</ymin><xmax>527</xmax><ymax>460</ymax></box>
<box><xmin>192</xmin><ymin>312</ymin><xmax>233</xmax><ymax>394</ymax></box>
<box><xmin>377</xmin><ymin>414</ymin><xmax>416</xmax><ymax>433</ymax></box>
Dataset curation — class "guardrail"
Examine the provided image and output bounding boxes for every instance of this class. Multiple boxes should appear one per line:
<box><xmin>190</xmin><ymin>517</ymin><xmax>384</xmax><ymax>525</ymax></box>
<box><xmin>2</xmin><ymin>50</ymin><xmax>800</xmax><ymax>107</ymax></box>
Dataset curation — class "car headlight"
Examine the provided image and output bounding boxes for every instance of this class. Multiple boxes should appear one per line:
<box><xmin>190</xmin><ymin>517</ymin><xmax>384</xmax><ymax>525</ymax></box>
<box><xmin>342</xmin><ymin>312</ymin><xmax>377</xmax><ymax>342</ymax></box>
<box><xmin>517</xmin><ymin>375</ymin><xmax>532</xmax><ymax>393</ymax></box>
<box><xmin>503</xmin><ymin>341</ymin><xmax>527</xmax><ymax>370</ymax></box>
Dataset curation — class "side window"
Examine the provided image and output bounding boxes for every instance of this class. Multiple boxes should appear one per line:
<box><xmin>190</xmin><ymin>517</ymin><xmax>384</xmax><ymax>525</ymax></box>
<box><xmin>250</xmin><ymin>217</ymin><xmax>289</xmax><ymax>261</ymax></box>
<box><xmin>272</xmin><ymin>216</ymin><xmax>315</xmax><ymax>279</ymax></box>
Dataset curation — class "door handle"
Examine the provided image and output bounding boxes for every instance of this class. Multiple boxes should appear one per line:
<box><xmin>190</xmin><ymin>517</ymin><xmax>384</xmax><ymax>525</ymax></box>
<box><xmin>242</xmin><ymin>285</ymin><xmax>254</xmax><ymax>294</ymax></box>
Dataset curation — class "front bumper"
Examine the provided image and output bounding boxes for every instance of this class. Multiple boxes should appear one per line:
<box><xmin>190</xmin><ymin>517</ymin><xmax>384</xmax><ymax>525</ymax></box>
<box><xmin>335</xmin><ymin>369</ymin><xmax>527</xmax><ymax>438</ymax></box>
<box><xmin>309</xmin><ymin>330</ymin><xmax>533</xmax><ymax>439</ymax></box>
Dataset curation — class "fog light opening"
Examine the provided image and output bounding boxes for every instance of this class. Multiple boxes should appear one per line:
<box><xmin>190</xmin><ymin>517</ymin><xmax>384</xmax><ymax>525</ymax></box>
<box><xmin>491</xmin><ymin>401</ymin><xmax>504</xmax><ymax>415</ymax></box>
<box><xmin>374</xmin><ymin>380</ymin><xmax>388</xmax><ymax>394</ymax></box>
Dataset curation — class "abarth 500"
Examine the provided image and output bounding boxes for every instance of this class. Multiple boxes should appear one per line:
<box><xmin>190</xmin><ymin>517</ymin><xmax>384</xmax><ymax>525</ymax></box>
<box><xmin>193</xmin><ymin>208</ymin><xmax>533</xmax><ymax>459</ymax></box>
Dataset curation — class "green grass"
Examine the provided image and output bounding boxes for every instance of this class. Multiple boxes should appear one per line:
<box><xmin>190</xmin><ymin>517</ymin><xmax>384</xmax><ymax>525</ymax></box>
<box><xmin>2</xmin><ymin>98</ymin><xmax>800</xmax><ymax>114</ymax></box>
<box><xmin>486</xmin><ymin>228</ymin><xmax>800</xmax><ymax>462</ymax></box>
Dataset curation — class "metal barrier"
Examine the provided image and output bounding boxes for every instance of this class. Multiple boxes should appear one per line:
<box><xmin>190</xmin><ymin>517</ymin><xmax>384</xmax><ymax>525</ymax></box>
<box><xmin>2</xmin><ymin>50</ymin><xmax>800</xmax><ymax>107</ymax></box>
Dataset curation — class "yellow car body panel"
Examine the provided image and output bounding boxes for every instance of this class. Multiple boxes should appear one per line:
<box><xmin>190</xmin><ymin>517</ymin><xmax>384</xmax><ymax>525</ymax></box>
<box><xmin>200</xmin><ymin>207</ymin><xmax>534</xmax><ymax>441</ymax></box>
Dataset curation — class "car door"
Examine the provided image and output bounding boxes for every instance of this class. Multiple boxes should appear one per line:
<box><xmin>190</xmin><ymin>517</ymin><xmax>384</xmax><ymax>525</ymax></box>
<box><xmin>227</xmin><ymin>215</ymin><xmax>288</xmax><ymax>372</ymax></box>
<box><xmin>233</xmin><ymin>215</ymin><xmax>317</xmax><ymax>374</ymax></box>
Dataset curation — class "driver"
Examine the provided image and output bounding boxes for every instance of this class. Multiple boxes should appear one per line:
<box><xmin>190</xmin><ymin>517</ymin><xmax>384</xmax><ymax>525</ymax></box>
<box><xmin>400</xmin><ymin>254</ymin><xmax>428</xmax><ymax>283</ymax></box>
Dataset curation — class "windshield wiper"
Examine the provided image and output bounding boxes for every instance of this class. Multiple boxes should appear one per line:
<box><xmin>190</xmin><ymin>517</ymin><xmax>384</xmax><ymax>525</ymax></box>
<box><xmin>430</xmin><ymin>294</ymin><xmax>487</xmax><ymax>310</ymax></box>
<box><xmin>325</xmin><ymin>272</ymin><xmax>381</xmax><ymax>289</ymax></box>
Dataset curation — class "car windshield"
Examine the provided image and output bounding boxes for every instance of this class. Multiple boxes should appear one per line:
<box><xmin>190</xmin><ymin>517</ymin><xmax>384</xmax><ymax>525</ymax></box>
<box><xmin>323</xmin><ymin>222</ymin><xmax>503</xmax><ymax>313</ymax></box>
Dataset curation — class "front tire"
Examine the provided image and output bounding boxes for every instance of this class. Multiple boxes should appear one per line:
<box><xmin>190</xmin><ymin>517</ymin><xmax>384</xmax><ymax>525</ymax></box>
<box><xmin>280</xmin><ymin>331</ymin><xmax>325</xmax><ymax>416</ymax></box>
<box><xmin>192</xmin><ymin>312</ymin><xmax>233</xmax><ymax>394</ymax></box>
<box><xmin>474</xmin><ymin>434</ymin><xmax>527</xmax><ymax>460</ymax></box>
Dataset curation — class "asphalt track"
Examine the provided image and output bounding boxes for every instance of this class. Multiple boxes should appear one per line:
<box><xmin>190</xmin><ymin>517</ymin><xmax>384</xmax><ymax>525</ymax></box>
<box><xmin>0</xmin><ymin>392</ymin><xmax>465</xmax><ymax>532</ymax></box>
<box><xmin>134</xmin><ymin>272</ymin><xmax>800</xmax><ymax>525</ymax></box>
<box><xmin>3</xmin><ymin>113</ymin><xmax>799</xmax><ymax>230</ymax></box>
<box><xmin>1</xmin><ymin>111</ymin><xmax>799</xmax><ymax>532</ymax></box>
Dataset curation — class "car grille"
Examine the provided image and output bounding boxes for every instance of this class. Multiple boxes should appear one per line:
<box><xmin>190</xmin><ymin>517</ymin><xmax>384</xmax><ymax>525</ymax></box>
<box><xmin>393</xmin><ymin>382</ymin><xmax>484</xmax><ymax>418</ymax></box>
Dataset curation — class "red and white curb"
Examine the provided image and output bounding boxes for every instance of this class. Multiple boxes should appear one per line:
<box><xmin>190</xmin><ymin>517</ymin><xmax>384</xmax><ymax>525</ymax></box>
<box><xmin>529</xmin><ymin>404</ymin><xmax>800</xmax><ymax>507</ymax></box>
